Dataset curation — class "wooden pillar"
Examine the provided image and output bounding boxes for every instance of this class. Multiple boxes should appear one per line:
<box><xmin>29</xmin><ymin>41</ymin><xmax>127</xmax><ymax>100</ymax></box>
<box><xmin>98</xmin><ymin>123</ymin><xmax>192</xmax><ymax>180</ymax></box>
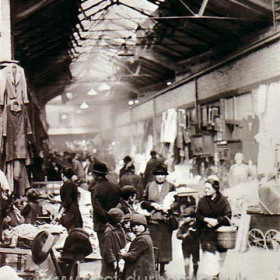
<box><xmin>0</xmin><ymin>0</ymin><xmax>12</xmax><ymax>60</ymax></box>
<box><xmin>152</xmin><ymin>98</ymin><xmax>157</xmax><ymax>148</ymax></box>
<box><xmin>194</xmin><ymin>78</ymin><xmax>201</xmax><ymax>134</ymax></box>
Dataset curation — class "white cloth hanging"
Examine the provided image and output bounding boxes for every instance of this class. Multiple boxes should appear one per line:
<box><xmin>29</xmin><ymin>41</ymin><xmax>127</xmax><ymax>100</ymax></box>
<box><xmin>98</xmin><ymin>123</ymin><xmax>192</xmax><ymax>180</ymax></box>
<box><xmin>255</xmin><ymin>82</ymin><xmax>280</xmax><ymax>175</ymax></box>
<box><xmin>161</xmin><ymin>108</ymin><xmax>177</xmax><ymax>143</ymax></box>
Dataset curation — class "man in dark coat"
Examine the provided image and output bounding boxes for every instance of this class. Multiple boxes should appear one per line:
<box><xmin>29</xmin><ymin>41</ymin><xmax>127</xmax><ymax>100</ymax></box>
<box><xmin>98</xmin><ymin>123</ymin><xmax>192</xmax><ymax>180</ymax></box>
<box><xmin>143</xmin><ymin>151</ymin><xmax>159</xmax><ymax>190</ymax></box>
<box><xmin>119</xmin><ymin>165</ymin><xmax>143</xmax><ymax>200</ymax></box>
<box><xmin>90</xmin><ymin>160</ymin><xmax>121</xmax><ymax>276</ymax></box>
<box><xmin>119</xmin><ymin>156</ymin><xmax>133</xmax><ymax>179</ymax></box>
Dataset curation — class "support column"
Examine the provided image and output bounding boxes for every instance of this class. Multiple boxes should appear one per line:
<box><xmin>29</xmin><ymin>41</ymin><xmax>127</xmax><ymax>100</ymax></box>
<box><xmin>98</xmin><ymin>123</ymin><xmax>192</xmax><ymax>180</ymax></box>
<box><xmin>152</xmin><ymin>98</ymin><xmax>157</xmax><ymax>148</ymax></box>
<box><xmin>0</xmin><ymin>0</ymin><xmax>12</xmax><ymax>60</ymax></box>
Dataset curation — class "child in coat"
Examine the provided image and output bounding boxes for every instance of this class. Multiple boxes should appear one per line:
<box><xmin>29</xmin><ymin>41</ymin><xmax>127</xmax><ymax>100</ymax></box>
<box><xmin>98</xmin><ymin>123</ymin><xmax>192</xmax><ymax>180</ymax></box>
<box><xmin>103</xmin><ymin>208</ymin><xmax>126</xmax><ymax>279</ymax></box>
<box><xmin>176</xmin><ymin>207</ymin><xmax>200</xmax><ymax>279</ymax></box>
<box><xmin>119</xmin><ymin>214</ymin><xmax>156</xmax><ymax>280</ymax></box>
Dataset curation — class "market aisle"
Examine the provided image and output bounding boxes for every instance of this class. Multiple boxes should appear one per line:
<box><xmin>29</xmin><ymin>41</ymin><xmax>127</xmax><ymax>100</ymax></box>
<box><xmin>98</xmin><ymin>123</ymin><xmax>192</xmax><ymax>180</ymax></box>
<box><xmin>79</xmin><ymin>232</ymin><xmax>280</xmax><ymax>279</ymax></box>
<box><xmin>166</xmin><ymin>233</ymin><xmax>280</xmax><ymax>280</ymax></box>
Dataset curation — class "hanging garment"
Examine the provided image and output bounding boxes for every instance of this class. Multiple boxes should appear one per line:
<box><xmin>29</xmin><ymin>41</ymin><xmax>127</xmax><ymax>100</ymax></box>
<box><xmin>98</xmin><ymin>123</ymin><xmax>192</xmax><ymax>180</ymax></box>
<box><xmin>0</xmin><ymin>106</ymin><xmax>5</xmax><ymax>155</ymax></box>
<box><xmin>256</xmin><ymin>82</ymin><xmax>280</xmax><ymax>175</ymax></box>
<box><xmin>161</xmin><ymin>108</ymin><xmax>177</xmax><ymax>143</ymax></box>
<box><xmin>0</xmin><ymin>64</ymin><xmax>29</xmax><ymax>106</ymax></box>
<box><xmin>3</xmin><ymin>102</ymin><xmax>32</xmax><ymax>162</ymax></box>
<box><xmin>178</xmin><ymin>108</ymin><xmax>187</xmax><ymax>129</ymax></box>
<box><xmin>6</xmin><ymin>160</ymin><xmax>30</xmax><ymax>196</ymax></box>
<box><xmin>235</xmin><ymin>115</ymin><xmax>259</xmax><ymax>165</ymax></box>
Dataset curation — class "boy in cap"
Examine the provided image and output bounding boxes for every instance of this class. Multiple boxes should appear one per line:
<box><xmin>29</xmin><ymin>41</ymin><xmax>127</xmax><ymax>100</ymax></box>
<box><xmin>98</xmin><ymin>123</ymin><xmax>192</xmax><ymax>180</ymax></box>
<box><xmin>176</xmin><ymin>207</ymin><xmax>200</xmax><ymax>279</ymax></box>
<box><xmin>116</xmin><ymin>185</ymin><xmax>137</xmax><ymax>214</ymax></box>
<box><xmin>103</xmin><ymin>208</ymin><xmax>126</xmax><ymax>278</ymax></box>
<box><xmin>120</xmin><ymin>214</ymin><xmax>155</xmax><ymax>280</ymax></box>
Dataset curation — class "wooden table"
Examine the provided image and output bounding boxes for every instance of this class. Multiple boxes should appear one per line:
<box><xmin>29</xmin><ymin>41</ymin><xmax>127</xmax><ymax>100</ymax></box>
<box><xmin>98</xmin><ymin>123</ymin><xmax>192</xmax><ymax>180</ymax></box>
<box><xmin>0</xmin><ymin>247</ymin><xmax>30</xmax><ymax>271</ymax></box>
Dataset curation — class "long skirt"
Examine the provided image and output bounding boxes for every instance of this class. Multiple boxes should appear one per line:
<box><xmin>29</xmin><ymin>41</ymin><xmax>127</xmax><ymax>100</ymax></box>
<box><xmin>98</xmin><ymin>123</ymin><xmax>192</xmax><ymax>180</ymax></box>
<box><xmin>60</xmin><ymin>203</ymin><xmax>83</xmax><ymax>232</ymax></box>
<box><xmin>148</xmin><ymin>221</ymin><xmax>172</xmax><ymax>263</ymax></box>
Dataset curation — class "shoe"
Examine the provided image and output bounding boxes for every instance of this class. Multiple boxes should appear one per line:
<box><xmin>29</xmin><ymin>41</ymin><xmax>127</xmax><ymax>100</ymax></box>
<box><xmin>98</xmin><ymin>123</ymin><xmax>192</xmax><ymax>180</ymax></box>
<box><xmin>159</xmin><ymin>271</ymin><xmax>167</xmax><ymax>279</ymax></box>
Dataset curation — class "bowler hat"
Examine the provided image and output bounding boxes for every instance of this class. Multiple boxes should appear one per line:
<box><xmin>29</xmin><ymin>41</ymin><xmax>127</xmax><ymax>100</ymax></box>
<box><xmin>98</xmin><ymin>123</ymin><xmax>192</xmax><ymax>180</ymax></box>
<box><xmin>92</xmin><ymin>160</ymin><xmax>109</xmax><ymax>175</ymax></box>
<box><xmin>61</xmin><ymin>228</ymin><xmax>93</xmax><ymax>261</ymax></box>
<box><xmin>108</xmin><ymin>208</ymin><xmax>124</xmax><ymax>224</ymax></box>
<box><xmin>130</xmin><ymin>214</ymin><xmax>147</xmax><ymax>226</ymax></box>
<box><xmin>123</xmin><ymin>156</ymin><xmax>132</xmax><ymax>164</ymax></box>
<box><xmin>153</xmin><ymin>163</ymin><xmax>169</xmax><ymax>175</ymax></box>
<box><xmin>31</xmin><ymin>231</ymin><xmax>55</xmax><ymax>265</ymax></box>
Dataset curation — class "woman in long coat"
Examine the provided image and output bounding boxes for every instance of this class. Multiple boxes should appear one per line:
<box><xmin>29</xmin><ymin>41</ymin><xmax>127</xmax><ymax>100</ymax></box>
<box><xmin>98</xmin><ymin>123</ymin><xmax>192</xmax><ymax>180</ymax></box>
<box><xmin>196</xmin><ymin>178</ymin><xmax>232</xmax><ymax>278</ymax></box>
<box><xmin>141</xmin><ymin>163</ymin><xmax>175</xmax><ymax>276</ymax></box>
<box><xmin>57</xmin><ymin>166</ymin><xmax>83</xmax><ymax>231</ymax></box>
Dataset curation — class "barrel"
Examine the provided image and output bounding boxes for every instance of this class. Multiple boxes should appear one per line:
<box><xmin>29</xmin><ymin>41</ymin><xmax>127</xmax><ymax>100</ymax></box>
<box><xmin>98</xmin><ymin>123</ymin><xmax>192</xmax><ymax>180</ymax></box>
<box><xmin>216</xmin><ymin>226</ymin><xmax>237</xmax><ymax>249</ymax></box>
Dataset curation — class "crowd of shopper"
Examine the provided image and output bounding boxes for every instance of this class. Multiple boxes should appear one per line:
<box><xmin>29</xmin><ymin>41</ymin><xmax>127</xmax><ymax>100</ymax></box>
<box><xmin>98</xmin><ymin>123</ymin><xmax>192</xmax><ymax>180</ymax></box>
<box><xmin>0</xmin><ymin>148</ymin><xmax>234</xmax><ymax>280</ymax></box>
<box><xmin>88</xmin><ymin>151</ymin><xmax>232</xmax><ymax>280</ymax></box>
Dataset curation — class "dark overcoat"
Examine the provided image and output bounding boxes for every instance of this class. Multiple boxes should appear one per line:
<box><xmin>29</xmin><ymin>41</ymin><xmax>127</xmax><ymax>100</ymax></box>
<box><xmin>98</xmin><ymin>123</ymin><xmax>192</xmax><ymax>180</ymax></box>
<box><xmin>123</xmin><ymin>231</ymin><xmax>155</xmax><ymax>280</ymax></box>
<box><xmin>119</xmin><ymin>172</ymin><xmax>143</xmax><ymax>200</ymax></box>
<box><xmin>143</xmin><ymin>157</ymin><xmax>159</xmax><ymax>189</ymax></box>
<box><xmin>91</xmin><ymin>178</ymin><xmax>121</xmax><ymax>232</ymax></box>
<box><xmin>116</xmin><ymin>199</ymin><xmax>135</xmax><ymax>215</ymax></box>
<box><xmin>196</xmin><ymin>192</ymin><xmax>232</xmax><ymax>253</ymax></box>
<box><xmin>103</xmin><ymin>223</ymin><xmax>126</xmax><ymax>278</ymax></box>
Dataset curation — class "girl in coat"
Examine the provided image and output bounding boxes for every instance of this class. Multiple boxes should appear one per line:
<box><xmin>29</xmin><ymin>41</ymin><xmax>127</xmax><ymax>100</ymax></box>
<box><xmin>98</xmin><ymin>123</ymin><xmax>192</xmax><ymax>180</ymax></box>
<box><xmin>196</xmin><ymin>178</ymin><xmax>232</xmax><ymax>278</ymax></box>
<box><xmin>120</xmin><ymin>214</ymin><xmax>156</xmax><ymax>280</ymax></box>
<box><xmin>103</xmin><ymin>208</ymin><xmax>126</xmax><ymax>278</ymax></box>
<box><xmin>57</xmin><ymin>166</ymin><xmax>83</xmax><ymax>231</ymax></box>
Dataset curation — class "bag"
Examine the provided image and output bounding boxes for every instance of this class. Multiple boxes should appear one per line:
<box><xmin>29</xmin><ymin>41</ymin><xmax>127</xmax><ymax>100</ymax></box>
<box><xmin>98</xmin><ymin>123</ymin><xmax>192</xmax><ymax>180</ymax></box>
<box><xmin>216</xmin><ymin>226</ymin><xmax>237</xmax><ymax>249</ymax></box>
<box><xmin>166</xmin><ymin>215</ymin><xmax>179</xmax><ymax>231</ymax></box>
<box><xmin>216</xmin><ymin>216</ymin><xmax>237</xmax><ymax>250</ymax></box>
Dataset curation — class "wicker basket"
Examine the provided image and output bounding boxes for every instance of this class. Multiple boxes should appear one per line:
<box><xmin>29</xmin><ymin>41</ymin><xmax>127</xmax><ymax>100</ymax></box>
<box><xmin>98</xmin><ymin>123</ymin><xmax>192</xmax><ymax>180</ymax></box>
<box><xmin>216</xmin><ymin>226</ymin><xmax>237</xmax><ymax>250</ymax></box>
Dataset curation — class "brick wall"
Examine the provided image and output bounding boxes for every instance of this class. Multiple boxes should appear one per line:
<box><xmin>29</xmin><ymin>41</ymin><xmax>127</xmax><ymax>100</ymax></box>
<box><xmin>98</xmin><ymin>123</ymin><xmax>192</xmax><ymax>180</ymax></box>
<box><xmin>197</xmin><ymin>41</ymin><xmax>280</xmax><ymax>100</ymax></box>
<box><xmin>154</xmin><ymin>80</ymin><xmax>195</xmax><ymax>114</ymax></box>
<box><xmin>0</xmin><ymin>0</ymin><xmax>12</xmax><ymax>60</ymax></box>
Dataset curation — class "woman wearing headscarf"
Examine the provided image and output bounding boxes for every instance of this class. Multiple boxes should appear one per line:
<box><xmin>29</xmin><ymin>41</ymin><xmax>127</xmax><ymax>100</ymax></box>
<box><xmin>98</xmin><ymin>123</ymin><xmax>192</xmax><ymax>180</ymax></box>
<box><xmin>196</xmin><ymin>178</ymin><xmax>232</xmax><ymax>278</ymax></box>
<box><xmin>57</xmin><ymin>166</ymin><xmax>83</xmax><ymax>231</ymax></box>
<box><xmin>141</xmin><ymin>163</ymin><xmax>175</xmax><ymax>276</ymax></box>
